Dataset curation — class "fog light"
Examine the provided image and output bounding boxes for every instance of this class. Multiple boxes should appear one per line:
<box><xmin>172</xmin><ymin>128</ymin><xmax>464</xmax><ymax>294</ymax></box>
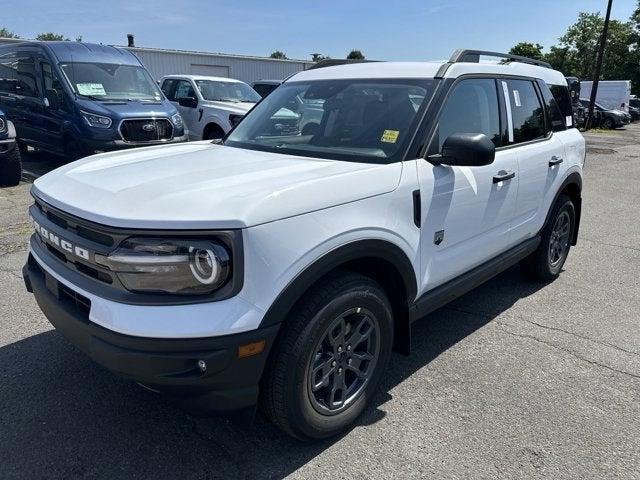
<box><xmin>197</xmin><ymin>359</ymin><xmax>207</xmax><ymax>372</ymax></box>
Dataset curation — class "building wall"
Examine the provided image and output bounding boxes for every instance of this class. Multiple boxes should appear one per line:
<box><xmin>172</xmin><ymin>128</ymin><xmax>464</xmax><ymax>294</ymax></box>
<box><xmin>125</xmin><ymin>47</ymin><xmax>312</xmax><ymax>84</ymax></box>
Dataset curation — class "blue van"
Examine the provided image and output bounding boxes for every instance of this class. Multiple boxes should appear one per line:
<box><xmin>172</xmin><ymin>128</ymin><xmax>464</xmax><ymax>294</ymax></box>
<box><xmin>0</xmin><ymin>42</ymin><xmax>187</xmax><ymax>160</ymax></box>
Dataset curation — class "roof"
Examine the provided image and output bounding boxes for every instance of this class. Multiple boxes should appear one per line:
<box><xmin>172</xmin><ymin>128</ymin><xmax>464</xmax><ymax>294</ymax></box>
<box><xmin>161</xmin><ymin>74</ymin><xmax>245</xmax><ymax>84</ymax></box>
<box><xmin>288</xmin><ymin>60</ymin><xmax>567</xmax><ymax>86</ymax></box>
<box><xmin>0</xmin><ymin>41</ymin><xmax>141</xmax><ymax>65</ymax></box>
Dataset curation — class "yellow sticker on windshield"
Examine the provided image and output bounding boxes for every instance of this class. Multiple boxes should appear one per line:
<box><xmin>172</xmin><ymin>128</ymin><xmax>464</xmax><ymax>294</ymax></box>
<box><xmin>381</xmin><ymin>130</ymin><xmax>399</xmax><ymax>143</ymax></box>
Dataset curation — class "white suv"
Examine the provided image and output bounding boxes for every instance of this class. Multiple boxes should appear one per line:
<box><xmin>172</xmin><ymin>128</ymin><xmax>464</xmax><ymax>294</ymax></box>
<box><xmin>160</xmin><ymin>75</ymin><xmax>262</xmax><ymax>140</ymax></box>
<box><xmin>24</xmin><ymin>50</ymin><xmax>585</xmax><ymax>441</ymax></box>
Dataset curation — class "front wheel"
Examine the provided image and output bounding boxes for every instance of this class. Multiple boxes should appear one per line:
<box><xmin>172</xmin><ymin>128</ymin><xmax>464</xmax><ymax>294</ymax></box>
<box><xmin>0</xmin><ymin>146</ymin><xmax>22</xmax><ymax>187</ymax></box>
<box><xmin>521</xmin><ymin>194</ymin><xmax>575</xmax><ymax>281</ymax></box>
<box><xmin>261</xmin><ymin>271</ymin><xmax>393</xmax><ymax>441</ymax></box>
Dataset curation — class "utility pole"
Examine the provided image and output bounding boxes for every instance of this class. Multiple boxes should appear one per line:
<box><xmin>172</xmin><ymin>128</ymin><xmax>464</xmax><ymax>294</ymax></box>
<box><xmin>585</xmin><ymin>0</ymin><xmax>614</xmax><ymax>130</ymax></box>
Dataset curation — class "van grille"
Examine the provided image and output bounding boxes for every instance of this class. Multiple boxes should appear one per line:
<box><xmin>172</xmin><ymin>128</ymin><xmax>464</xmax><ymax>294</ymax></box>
<box><xmin>119</xmin><ymin>118</ymin><xmax>173</xmax><ymax>142</ymax></box>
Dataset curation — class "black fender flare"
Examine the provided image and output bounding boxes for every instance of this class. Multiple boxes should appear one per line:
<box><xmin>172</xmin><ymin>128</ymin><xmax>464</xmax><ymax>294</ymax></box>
<box><xmin>543</xmin><ymin>171</ymin><xmax>582</xmax><ymax>245</ymax></box>
<box><xmin>258</xmin><ymin>239</ymin><xmax>418</xmax><ymax>328</ymax></box>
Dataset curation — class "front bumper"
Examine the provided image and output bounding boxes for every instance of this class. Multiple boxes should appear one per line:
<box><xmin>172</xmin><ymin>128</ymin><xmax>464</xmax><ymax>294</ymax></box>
<box><xmin>79</xmin><ymin>133</ymin><xmax>189</xmax><ymax>154</ymax></box>
<box><xmin>23</xmin><ymin>254</ymin><xmax>280</xmax><ymax>413</ymax></box>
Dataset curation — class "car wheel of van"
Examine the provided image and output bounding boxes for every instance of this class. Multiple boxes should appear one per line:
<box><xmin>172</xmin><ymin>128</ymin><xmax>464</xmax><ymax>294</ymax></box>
<box><xmin>261</xmin><ymin>271</ymin><xmax>393</xmax><ymax>441</ymax></box>
<box><xmin>203</xmin><ymin>125</ymin><xmax>225</xmax><ymax>140</ymax></box>
<box><xmin>603</xmin><ymin>117</ymin><xmax>614</xmax><ymax>129</ymax></box>
<box><xmin>65</xmin><ymin>139</ymin><xmax>83</xmax><ymax>161</ymax></box>
<box><xmin>520</xmin><ymin>194</ymin><xmax>575</xmax><ymax>281</ymax></box>
<box><xmin>0</xmin><ymin>147</ymin><xmax>22</xmax><ymax>187</ymax></box>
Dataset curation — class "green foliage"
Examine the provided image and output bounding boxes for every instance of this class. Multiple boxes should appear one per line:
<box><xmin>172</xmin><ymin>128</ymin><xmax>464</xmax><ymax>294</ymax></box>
<box><xmin>346</xmin><ymin>49</ymin><xmax>365</xmax><ymax>60</ymax></box>
<box><xmin>35</xmin><ymin>32</ymin><xmax>69</xmax><ymax>41</ymax></box>
<box><xmin>269</xmin><ymin>50</ymin><xmax>288</xmax><ymax>59</ymax></box>
<box><xmin>311</xmin><ymin>53</ymin><xmax>330</xmax><ymax>62</ymax></box>
<box><xmin>0</xmin><ymin>27</ymin><xmax>20</xmax><ymax>38</ymax></box>
<box><xmin>509</xmin><ymin>42</ymin><xmax>544</xmax><ymax>60</ymax></box>
<box><xmin>510</xmin><ymin>3</ymin><xmax>640</xmax><ymax>94</ymax></box>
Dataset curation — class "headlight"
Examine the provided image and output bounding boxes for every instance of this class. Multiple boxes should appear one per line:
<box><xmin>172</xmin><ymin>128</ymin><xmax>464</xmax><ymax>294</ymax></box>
<box><xmin>95</xmin><ymin>237</ymin><xmax>231</xmax><ymax>295</ymax></box>
<box><xmin>229</xmin><ymin>114</ymin><xmax>244</xmax><ymax>127</ymax></box>
<box><xmin>80</xmin><ymin>110</ymin><xmax>112</xmax><ymax>128</ymax></box>
<box><xmin>0</xmin><ymin>116</ymin><xmax>6</xmax><ymax>133</ymax></box>
<box><xmin>171</xmin><ymin>112</ymin><xmax>184</xmax><ymax>128</ymax></box>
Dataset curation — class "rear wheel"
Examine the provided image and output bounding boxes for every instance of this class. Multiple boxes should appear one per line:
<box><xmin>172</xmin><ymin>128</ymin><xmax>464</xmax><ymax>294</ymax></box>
<box><xmin>603</xmin><ymin>117</ymin><xmax>615</xmax><ymax>129</ymax></box>
<box><xmin>0</xmin><ymin>146</ymin><xmax>22</xmax><ymax>187</ymax></box>
<box><xmin>521</xmin><ymin>194</ymin><xmax>575</xmax><ymax>281</ymax></box>
<box><xmin>203</xmin><ymin>124</ymin><xmax>225</xmax><ymax>140</ymax></box>
<box><xmin>261</xmin><ymin>271</ymin><xmax>393</xmax><ymax>441</ymax></box>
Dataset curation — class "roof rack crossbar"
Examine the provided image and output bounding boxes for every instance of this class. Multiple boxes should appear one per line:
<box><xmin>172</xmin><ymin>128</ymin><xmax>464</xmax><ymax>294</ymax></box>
<box><xmin>449</xmin><ymin>49</ymin><xmax>552</xmax><ymax>69</ymax></box>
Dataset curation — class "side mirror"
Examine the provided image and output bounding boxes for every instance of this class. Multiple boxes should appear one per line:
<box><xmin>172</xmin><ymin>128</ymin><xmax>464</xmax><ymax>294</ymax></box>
<box><xmin>178</xmin><ymin>96</ymin><xmax>198</xmax><ymax>108</ymax></box>
<box><xmin>431</xmin><ymin>133</ymin><xmax>495</xmax><ymax>167</ymax></box>
<box><xmin>45</xmin><ymin>89</ymin><xmax>62</xmax><ymax>110</ymax></box>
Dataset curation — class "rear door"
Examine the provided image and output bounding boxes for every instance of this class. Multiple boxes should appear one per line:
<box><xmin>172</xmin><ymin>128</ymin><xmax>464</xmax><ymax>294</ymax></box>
<box><xmin>417</xmin><ymin>77</ymin><xmax>519</xmax><ymax>292</ymax></box>
<box><xmin>505</xmin><ymin>79</ymin><xmax>567</xmax><ymax>243</ymax></box>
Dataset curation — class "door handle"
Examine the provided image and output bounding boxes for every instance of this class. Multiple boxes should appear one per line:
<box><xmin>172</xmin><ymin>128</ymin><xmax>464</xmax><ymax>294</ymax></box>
<box><xmin>493</xmin><ymin>170</ymin><xmax>516</xmax><ymax>183</ymax></box>
<box><xmin>549</xmin><ymin>156</ymin><xmax>564</xmax><ymax>167</ymax></box>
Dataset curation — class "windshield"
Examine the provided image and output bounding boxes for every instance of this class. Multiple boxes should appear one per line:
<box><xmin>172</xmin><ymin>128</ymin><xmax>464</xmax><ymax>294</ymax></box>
<box><xmin>60</xmin><ymin>62</ymin><xmax>162</xmax><ymax>101</ymax></box>
<box><xmin>224</xmin><ymin>79</ymin><xmax>434</xmax><ymax>163</ymax></box>
<box><xmin>195</xmin><ymin>80</ymin><xmax>260</xmax><ymax>103</ymax></box>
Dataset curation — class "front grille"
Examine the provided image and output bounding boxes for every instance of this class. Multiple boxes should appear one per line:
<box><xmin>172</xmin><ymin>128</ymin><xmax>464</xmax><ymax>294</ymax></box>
<box><xmin>59</xmin><ymin>282</ymin><xmax>91</xmax><ymax>318</ymax></box>
<box><xmin>119</xmin><ymin>118</ymin><xmax>173</xmax><ymax>142</ymax></box>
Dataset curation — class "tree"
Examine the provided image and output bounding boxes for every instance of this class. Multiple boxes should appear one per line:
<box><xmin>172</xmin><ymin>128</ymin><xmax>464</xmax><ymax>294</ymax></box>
<box><xmin>509</xmin><ymin>42</ymin><xmax>544</xmax><ymax>60</ymax></box>
<box><xmin>346</xmin><ymin>49</ymin><xmax>365</xmax><ymax>60</ymax></box>
<box><xmin>311</xmin><ymin>53</ymin><xmax>330</xmax><ymax>62</ymax></box>
<box><xmin>544</xmin><ymin>46</ymin><xmax>572</xmax><ymax>73</ymax></box>
<box><xmin>269</xmin><ymin>50</ymin><xmax>288</xmax><ymax>59</ymax></box>
<box><xmin>36</xmin><ymin>32</ymin><xmax>69</xmax><ymax>41</ymax></box>
<box><xmin>0</xmin><ymin>27</ymin><xmax>20</xmax><ymax>39</ymax></box>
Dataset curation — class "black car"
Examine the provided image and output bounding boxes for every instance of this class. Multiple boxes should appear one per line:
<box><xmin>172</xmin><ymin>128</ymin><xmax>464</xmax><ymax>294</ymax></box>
<box><xmin>579</xmin><ymin>99</ymin><xmax>629</xmax><ymax>129</ymax></box>
<box><xmin>628</xmin><ymin>105</ymin><xmax>640</xmax><ymax>121</ymax></box>
<box><xmin>0</xmin><ymin>109</ymin><xmax>21</xmax><ymax>186</ymax></box>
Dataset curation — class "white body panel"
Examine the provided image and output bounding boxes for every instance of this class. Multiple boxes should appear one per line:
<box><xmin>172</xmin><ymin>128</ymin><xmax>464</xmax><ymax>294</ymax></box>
<box><xmin>30</xmin><ymin>59</ymin><xmax>585</xmax><ymax>339</ymax></box>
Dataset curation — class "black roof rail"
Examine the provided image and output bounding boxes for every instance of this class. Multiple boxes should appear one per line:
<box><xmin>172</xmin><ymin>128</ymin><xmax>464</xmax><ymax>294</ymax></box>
<box><xmin>449</xmin><ymin>49</ymin><xmax>552</xmax><ymax>69</ymax></box>
<box><xmin>306</xmin><ymin>59</ymin><xmax>380</xmax><ymax>70</ymax></box>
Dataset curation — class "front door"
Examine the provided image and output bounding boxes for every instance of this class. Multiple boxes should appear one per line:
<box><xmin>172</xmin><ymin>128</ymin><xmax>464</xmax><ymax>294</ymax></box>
<box><xmin>417</xmin><ymin>77</ymin><xmax>519</xmax><ymax>294</ymax></box>
<box><xmin>173</xmin><ymin>79</ymin><xmax>201</xmax><ymax>140</ymax></box>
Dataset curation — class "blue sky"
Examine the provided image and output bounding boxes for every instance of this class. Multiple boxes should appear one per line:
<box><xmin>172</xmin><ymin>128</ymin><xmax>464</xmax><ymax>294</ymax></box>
<box><xmin>2</xmin><ymin>0</ymin><xmax>638</xmax><ymax>61</ymax></box>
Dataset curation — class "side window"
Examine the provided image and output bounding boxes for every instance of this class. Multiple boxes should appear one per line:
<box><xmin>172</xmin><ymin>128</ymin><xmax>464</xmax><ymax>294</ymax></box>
<box><xmin>0</xmin><ymin>53</ymin><xmax>39</xmax><ymax>97</ymax></box>
<box><xmin>505</xmin><ymin>79</ymin><xmax>545</xmax><ymax>144</ymax></box>
<box><xmin>434</xmin><ymin>78</ymin><xmax>501</xmax><ymax>152</ymax></box>
<box><xmin>41</xmin><ymin>62</ymin><xmax>63</xmax><ymax>92</ymax></box>
<box><xmin>538</xmin><ymin>82</ymin><xmax>566</xmax><ymax>133</ymax></box>
<box><xmin>174</xmin><ymin>80</ymin><xmax>195</xmax><ymax>100</ymax></box>
<box><xmin>161</xmin><ymin>79</ymin><xmax>176</xmax><ymax>100</ymax></box>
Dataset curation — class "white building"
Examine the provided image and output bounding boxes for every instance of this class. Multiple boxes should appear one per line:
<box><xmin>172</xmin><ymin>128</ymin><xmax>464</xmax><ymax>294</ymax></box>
<box><xmin>0</xmin><ymin>36</ymin><xmax>314</xmax><ymax>84</ymax></box>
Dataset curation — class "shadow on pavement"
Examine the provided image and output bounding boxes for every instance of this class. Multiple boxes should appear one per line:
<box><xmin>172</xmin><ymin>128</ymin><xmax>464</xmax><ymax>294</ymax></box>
<box><xmin>0</xmin><ymin>266</ymin><xmax>547</xmax><ymax>479</ymax></box>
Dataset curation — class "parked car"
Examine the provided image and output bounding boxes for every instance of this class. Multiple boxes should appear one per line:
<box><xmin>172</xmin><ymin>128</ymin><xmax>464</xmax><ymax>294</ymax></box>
<box><xmin>161</xmin><ymin>75</ymin><xmax>261</xmax><ymax>140</ymax></box>
<box><xmin>628</xmin><ymin>105</ymin><xmax>640</xmax><ymax>121</ymax></box>
<box><xmin>579</xmin><ymin>99</ymin><xmax>629</xmax><ymax>129</ymax></box>
<box><xmin>23</xmin><ymin>49</ymin><xmax>585</xmax><ymax>441</ymax></box>
<box><xmin>0</xmin><ymin>108</ymin><xmax>21</xmax><ymax>186</ymax></box>
<box><xmin>0</xmin><ymin>41</ymin><xmax>187</xmax><ymax>161</ymax></box>
<box><xmin>251</xmin><ymin>79</ymin><xmax>282</xmax><ymax>98</ymax></box>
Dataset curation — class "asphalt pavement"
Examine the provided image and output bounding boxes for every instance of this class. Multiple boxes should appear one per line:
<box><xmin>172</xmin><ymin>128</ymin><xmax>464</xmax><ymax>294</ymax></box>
<box><xmin>0</xmin><ymin>126</ymin><xmax>638</xmax><ymax>479</ymax></box>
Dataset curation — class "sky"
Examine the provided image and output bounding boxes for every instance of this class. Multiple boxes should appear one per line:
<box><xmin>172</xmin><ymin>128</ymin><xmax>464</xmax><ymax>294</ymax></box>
<box><xmin>1</xmin><ymin>0</ymin><xmax>638</xmax><ymax>61</ymax></box>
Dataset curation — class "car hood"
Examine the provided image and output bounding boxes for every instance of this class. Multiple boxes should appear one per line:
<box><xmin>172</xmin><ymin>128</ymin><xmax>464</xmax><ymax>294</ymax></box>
<box><xmin>201</xmin><ymin>100</ymin><xmax>255</xmax><ymax>115</ymax></box>
<box><xmin>76</xmin><ymin>98</ymin><xmax>178</xmax><ymax>118</ymax></box>
<box><xmin>32</xmin><ymin>142</ymin><xmax>402</xmax><ymax>229</ymax></box>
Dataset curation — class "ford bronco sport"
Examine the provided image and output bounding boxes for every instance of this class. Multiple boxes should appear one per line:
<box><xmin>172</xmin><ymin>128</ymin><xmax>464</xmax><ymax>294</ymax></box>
<box><xmin>23</xmin><ymin>50</ymin><xmax>585</xmax><ymax>441</ymax></box>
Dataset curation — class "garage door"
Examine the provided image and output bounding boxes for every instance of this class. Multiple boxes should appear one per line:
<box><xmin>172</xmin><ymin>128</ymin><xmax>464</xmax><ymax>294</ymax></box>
<box><xmin>190</xmin><ymin>64</ymin><xmax>230</xmax><ymax>77</ymax></box>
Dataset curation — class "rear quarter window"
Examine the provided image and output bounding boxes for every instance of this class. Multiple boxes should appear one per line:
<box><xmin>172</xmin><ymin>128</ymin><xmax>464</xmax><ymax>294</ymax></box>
<box><xmin>548</xmin><ymin>84</ymin><xmax>575</xmax><ymax>129</ymax></box>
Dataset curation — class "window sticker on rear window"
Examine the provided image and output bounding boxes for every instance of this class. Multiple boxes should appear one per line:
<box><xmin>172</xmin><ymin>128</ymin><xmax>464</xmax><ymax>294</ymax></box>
<box><xmin>566</xmin><ymin>115</ymin><xmax>573</xmax><ymax>127</ymax></box>
<box><xmin>77</xmin><ymin>83</ymin><xmax>106</xmax><ymax>96</ymax></box>
<box><xmin>381</xmin><ymin>130</ymin><xmax>400</xmax><ymax>143</ymax></box>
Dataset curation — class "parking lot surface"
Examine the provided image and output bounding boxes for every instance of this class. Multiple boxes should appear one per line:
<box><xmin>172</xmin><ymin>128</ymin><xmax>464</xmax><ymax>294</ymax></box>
<box><xmin>1</xmin><ymin>126</ymin><xmax>639</xmax><ymax>479</ymax></box>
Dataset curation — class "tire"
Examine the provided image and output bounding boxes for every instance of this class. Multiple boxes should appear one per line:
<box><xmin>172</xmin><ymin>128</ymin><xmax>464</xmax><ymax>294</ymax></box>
<box><xmin>17</xmin><ymin>140</ymin><xmax>28</xmax><ymax>155</ymax></box>
<box><xmin>261</xmin><ymin>271</ymin><xmax>393</xmax><ymax>441</ymax></box>
<box><xmin>0</xmin><ymin>146</ymin><xmax>22</xmax><ymax>187</ymax></box>
<box><xmin>65</xmin><ymin>138</ymin><xmax>84</xmax><ymax>162</ymax></box>
<box><xmin>603</xmin><ymin>117</ymin><xmax>614</xmax><ymax>129</ymax></box>
<box><xmin>520</xmin><ymin>194</ymin><xmax>575</xmax><ymax>281</ymax></box>
<box><xmin>203</xmin><ymin>125</ymin><xmax>225</xmax><ymax>140</ymax></box>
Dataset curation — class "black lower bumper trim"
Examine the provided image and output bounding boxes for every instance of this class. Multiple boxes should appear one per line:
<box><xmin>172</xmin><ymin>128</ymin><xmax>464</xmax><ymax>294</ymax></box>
<box><xmin>24</xmin><ymin>255</ymin><xmax>280</xmax><ymax>413</ymax></box>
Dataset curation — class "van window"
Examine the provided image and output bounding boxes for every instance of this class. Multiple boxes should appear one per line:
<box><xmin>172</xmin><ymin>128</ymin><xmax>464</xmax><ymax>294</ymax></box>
<box><xmin>0</xmin><ymin>53</ymin><xmax>39</xmax><ymax>97</ymax></box>
<box><xmin>434</xmin><ymin>78</ymin><xmax>501</xmax><ymax>151</ymax></box>
<box><xmin>42</xmin><ymin>63</ymin><xmax>63</xmax><ymax>93</ymax></box>
<box><xmin>505</xmin><ymin>80</ymin><xmax>545</xmax><ymax>144</ymax></box>
<box><xmin>538</xmin><ymin>83</ymin><xmax>566</xmax><ymax>133</ymax></box>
